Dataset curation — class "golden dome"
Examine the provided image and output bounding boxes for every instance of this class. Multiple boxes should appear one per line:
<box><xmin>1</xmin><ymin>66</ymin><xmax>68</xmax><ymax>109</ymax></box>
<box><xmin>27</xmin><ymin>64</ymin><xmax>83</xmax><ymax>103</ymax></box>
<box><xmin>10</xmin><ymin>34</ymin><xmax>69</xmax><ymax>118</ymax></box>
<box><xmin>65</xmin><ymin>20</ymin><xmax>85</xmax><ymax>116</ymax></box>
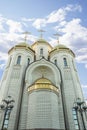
<box><xmin>31</xmin><ymin>38</ymin><xmax>53</xmax><ymax>49</ymax></box>
<box><xmin>28</xmin><ymin>78</ymin><xmax>59</xmax><ymax>93</ymax></box>
<box><xmin>15</xmin><ymin>42</ymin><xmax>31</xmax><ymax>48</ymax></box>
<box><xmin>50</xmin><ymin>44</ymin><xmax>75</xmax><ymax>57</ymax></box>
<box><xmin>36</xmin><ymin>78</ymin><xmax>51</xmax><ymax>84</ymax></box>
<box><xmin>53</xmin><ymin>44</ymin><xmax>68</xmax><ymax>50</ymax></box>
<box><xmin>8</xmin><ymin>42</ymin><xmax>34</xmax><ymax>54</ymax></box>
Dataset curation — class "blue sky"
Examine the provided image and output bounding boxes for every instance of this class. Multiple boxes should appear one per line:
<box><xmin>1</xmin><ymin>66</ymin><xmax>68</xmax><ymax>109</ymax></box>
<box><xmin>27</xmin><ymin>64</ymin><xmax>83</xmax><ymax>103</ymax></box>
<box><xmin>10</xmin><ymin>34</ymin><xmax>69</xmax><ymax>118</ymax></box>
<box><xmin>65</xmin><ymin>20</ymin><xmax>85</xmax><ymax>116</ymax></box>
<box><xmin>0</xmin><ymin>0</ymin><xmax>87</xmax><ymax>99</ymax></box>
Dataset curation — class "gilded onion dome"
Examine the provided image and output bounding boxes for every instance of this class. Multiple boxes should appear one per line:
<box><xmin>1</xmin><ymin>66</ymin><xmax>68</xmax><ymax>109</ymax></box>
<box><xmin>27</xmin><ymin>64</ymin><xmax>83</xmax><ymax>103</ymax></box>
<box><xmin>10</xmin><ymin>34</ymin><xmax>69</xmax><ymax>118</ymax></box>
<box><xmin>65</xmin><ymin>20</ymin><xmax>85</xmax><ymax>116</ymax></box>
<box><xmin>8</xmin><ymin>42</ymin><xmax>34</xmax><ymax>54</ymax></box>
<box><xmin>31</xmin><ymin>38</ymin><xmax>53</xmax><ymax>51</ymax></box>
<box><xmin>50</xmin><ymin>44</ymin><xmax>75</xmax><ymax>57</ymax></box>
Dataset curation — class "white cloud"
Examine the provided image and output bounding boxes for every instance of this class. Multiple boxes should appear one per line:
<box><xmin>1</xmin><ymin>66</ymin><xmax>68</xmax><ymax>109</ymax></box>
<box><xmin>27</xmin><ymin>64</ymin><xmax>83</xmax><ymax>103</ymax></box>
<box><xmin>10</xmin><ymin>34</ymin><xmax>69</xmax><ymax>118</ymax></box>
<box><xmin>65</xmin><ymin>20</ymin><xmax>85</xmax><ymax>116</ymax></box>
<box><xmin>58</xmin><ymin>18</ymin><xmax>87</xmax><ymax>40</ymax></box>
<box><xmin>76</xmin><ymin>48</ymin><xmax>87</xmax><ymax>53</ymax></box>
<box><xmin>47</xmin><ymin>8</ymin><xmax>66</xmax><ymax>23</ymax></box>
<box><xmin>65</xmin><ymin>4</ymin><xmax>82</xmax><ymax>12</ymax></box>
<box><xmin>57</xmin><ymin>18</ymin><xmax>87</xmax><ymax>46</ymax></box>
<box><xmin>54</xmin><ymin>18</ymin><xmax>87</xmax><ymax>64</ymax></box>
<box><xmin>0</xmin><ymin>51</ymin><xmax>8</xmax><ymax>61</ymax></box>
<box><xmin>47</xmin><ymin>4</ymin><xmax>82</xmax><ymax>24</ymax></box>
<box><xmin>5</xmin><ymin>33</ymin><xmax>21</xmax><ymax>42</ymax></box>
<box><xmin>82</xmin><ymin>84</ymin><xmax>87</xmax><ymax>88</ymax></box>
<box><xmin>85</xmin><ymin>64</ymin><xmax>87</xmax><ymax>69</ymax></box>
<box><xmin>27</xmin><ymin>34</ymin><xmax>37</xmax><ymax>42</ymax></box>
<box><xmin>21</xmin><ymin>17</ymin><xmax>35</xmax><ymax>22</ymax></box>
<box><xmin>6</xmin><ymin>20</ymin><xmax>23</xmax><ymax>33</ymax></box>
<box><xmin>0</xmin><ymin>23</ymin><xmax>4</xmax><ymax>31</ymax></box>
<box><xmin>0</xmin><ymin>33</ymin><xmax>22</xmax><ymax>51</ymax></box>
<box><xmin>76</xmin><ymin>48</ymin><xmax>87</xmax><ymax>66</ymax></box>
<box><xmin>32</xmin><ymin>18</ymin><xmax>46</xmax><ymax>29</ymax></box>
<box><xmin>49</xmin><ymin>37</ymin><xmax>57</xmax><ymax>47</ymax></box>
<box><xmin>0</xmin><ymin>63</ymin><xmax>5</xmax><ymax>70</ymax></box>
<box><xmin>76</xmin><ymin>55</ymin><xmax>87</xmax><ymax>63</ymax></box>
<box><xmin>31</xmin><ymin>4</ymin><xmax>82</xmax><ymax>29</ymax></box>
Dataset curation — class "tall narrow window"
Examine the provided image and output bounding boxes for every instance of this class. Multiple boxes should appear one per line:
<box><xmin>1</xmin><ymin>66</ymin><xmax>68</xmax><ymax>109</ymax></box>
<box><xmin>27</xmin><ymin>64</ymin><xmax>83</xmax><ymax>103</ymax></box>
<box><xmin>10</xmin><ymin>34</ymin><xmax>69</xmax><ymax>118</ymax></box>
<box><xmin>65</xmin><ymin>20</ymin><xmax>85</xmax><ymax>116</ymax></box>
<box><xmin>17</xmin><ymin>56</ymin><xmax>21</xmax><ymax>65</ymax></box>
<box><xmin>72</xmin><ymin>108</ymin><xmax>79</xmax><ymax>129</ymax></box>
<box><xmin>40</xmin><ymin>48</ymin><xmax>43</xmax><ymax>56</ymax></box>
<box><xmin>54</xmin><ymin>59</ymin><xmax>57</xmax><ymax>65</ymax></box>
<box><xmin>27</xmin><ymin>58</ymin><xmax>30</xmax><ymax>66</ymax></box>
<box><xmin>3</xmin><ymin>108</ymin><xmax>11</xmax><ymax>129</ymax></box>
<box><xmin>63</xmin><ymin>58</ymin><xmax>68</xmax><ymax>66</ymax></box>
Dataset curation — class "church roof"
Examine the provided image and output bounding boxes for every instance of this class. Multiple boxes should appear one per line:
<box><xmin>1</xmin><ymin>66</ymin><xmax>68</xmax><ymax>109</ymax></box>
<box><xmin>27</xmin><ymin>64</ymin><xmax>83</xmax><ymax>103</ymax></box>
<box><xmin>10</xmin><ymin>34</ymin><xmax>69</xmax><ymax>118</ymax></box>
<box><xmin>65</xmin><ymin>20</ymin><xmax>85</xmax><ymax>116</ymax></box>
<box><xmin>8</xmin><ymin>39</ymin><xmax>75</xmax><ymax>57</ymax></box>
<box><xmin>15</xmin><ymin>42</ymin><xmax>31</xmax><ymax>48</ymax></box>
<box><xmin>31</xmin><ymin>38</ymin><xmax>53</xmax><ymax>49</ymax></box>
<box><xmin>53</xmin><ymin>44</ymin><xmax>69</xmax><ymax>50</ymax></box>
<box><xmin>8</xmin><ymin>42</ymin><xmax>35</xmax><ymax>54</ymax></box>
<box><xmin>50</xmin><ymin>44</ymin><xmax>75</xmax><ymax>57</ymax></box>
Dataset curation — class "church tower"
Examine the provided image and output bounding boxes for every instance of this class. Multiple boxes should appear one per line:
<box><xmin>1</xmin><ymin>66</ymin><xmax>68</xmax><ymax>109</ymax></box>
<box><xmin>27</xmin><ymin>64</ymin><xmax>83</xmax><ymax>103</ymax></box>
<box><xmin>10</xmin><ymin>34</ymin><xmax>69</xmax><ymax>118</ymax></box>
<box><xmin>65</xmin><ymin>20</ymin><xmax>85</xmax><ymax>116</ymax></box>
<box><xmin>0</xmin><ymin>37</ymin><xmax>87</xmax><ymax>130</ymax></box>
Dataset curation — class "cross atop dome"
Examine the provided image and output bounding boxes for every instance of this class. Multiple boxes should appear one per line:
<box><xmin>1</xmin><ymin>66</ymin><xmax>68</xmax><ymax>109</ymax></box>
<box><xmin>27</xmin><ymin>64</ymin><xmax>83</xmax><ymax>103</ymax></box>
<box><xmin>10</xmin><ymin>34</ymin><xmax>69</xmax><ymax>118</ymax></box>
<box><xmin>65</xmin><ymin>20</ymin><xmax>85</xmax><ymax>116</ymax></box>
<box><xmin>22</xmin><ymin>31</ymin><xmax>31</xmax><ymax>42</ymax></box>
<box><xmin>38</xmin><ymin>29</ymin><xmax>46</xmax><ymax>39</ymax></box>
<box><xmin>54</xmin><ymin>33</ymin><xmax>61</xmax><ymax>44</ymax></box>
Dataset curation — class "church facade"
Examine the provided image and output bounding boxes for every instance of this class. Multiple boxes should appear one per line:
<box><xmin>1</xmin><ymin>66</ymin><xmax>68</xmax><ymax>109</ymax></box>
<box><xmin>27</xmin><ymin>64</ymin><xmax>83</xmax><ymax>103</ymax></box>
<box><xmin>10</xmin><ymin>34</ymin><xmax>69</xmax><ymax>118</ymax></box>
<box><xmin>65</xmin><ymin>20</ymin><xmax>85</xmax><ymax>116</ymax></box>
<box><xmin>0</xmin><ymin>38</ymin><xmax>87</xmax><ymax>130</ymax></box>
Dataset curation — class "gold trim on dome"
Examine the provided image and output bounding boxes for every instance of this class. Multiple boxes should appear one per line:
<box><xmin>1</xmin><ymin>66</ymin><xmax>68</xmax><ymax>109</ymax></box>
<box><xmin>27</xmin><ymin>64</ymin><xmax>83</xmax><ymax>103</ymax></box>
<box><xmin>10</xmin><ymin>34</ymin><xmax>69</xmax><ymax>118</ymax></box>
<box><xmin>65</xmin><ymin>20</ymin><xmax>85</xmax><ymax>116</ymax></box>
<box><xmin>50</xmin><ymin>45</ymin><xmax>75</xmax><ymax>57</ymax></box>
<box><xmin>8</xmin><ymin>42</ymin><xmax>35</xmax><ymax>54</ymax></box>
<box><xmin>31</xmin><ymin>38</ymin><xmax>53</xmax><ymax>50</ymax></box>
<box><xmin>28</xmin><ymin>78</ymin><xmax>59</xmax><ymax>93</ymax></box>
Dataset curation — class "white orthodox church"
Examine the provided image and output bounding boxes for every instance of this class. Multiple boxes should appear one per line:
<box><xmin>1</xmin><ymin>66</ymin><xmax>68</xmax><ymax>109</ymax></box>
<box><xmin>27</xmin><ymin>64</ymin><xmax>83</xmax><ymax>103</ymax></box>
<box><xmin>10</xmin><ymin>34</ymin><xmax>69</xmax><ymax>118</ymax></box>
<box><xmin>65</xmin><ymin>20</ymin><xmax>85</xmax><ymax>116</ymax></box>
<box><xmin>0</xmin><ymin>35</ymin><xmax>87</xmax><ymax>130</ymax></box>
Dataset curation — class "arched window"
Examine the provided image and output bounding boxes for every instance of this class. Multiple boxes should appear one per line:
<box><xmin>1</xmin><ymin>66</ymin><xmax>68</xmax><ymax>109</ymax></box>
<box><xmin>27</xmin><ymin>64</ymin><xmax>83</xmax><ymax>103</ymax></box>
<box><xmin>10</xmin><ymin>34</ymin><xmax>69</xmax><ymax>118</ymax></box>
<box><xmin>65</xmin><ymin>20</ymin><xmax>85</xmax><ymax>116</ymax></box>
<box><xmin>63</xmin><ymin>58</ymin><xmax>68</xmax><ymax>66</ymax></box>
<box><xmin>27</xmin><ymin>58</ymin><xmax>30</xmax><ymax>66</ymax></box>
<box><xmin>17</xmin><ymin>56</ymin><xmax>21</xmax><ymax>65</ymax></box>
<box><xmin>40</xmin><ymin>48</ymin><xmax>43</xmax><ymax>56</ymax></box>
<box><xmin>54</xmin><ymin>59</ymin><xmax>57</xmax><ymax>65</ymax></box>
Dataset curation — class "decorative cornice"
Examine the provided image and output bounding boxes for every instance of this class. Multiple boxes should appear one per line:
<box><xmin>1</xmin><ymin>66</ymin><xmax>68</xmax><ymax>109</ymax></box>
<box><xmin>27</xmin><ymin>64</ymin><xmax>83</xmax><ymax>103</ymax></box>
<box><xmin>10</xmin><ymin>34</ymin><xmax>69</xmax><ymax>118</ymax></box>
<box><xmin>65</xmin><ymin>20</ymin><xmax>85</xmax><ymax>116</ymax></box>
<box><xmin>28</xmin><ymin>83</ymin><xmax>59</xmax><ymax>93</ymax></box>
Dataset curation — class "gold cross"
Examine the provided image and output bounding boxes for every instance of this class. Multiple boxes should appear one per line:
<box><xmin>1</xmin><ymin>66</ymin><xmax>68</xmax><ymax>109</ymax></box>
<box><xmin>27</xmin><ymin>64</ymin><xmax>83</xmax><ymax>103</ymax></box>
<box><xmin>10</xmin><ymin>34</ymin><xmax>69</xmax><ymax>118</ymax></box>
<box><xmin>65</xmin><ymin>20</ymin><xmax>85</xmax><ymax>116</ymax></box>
<box><xmin>54</xmin><ymin>33</ymin><xmax>61</xmax><ymax>44</ymax></box>
<box><xmin>38</xmin><ymin>29</ymin><xmax>45</xmax><ymax>39</ymax></box>
<box><xmin>22</xmin><ymin>31</ymin><xmax>31</xmax><ymax>42</ymax></box>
